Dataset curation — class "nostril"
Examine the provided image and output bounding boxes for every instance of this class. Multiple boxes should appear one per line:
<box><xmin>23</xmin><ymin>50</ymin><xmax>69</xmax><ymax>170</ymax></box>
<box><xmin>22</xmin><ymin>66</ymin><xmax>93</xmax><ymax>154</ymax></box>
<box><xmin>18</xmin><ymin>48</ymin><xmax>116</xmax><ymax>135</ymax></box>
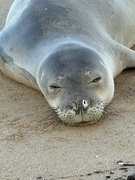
<box><xmin>72</xmin><ymin>102</ymin><xmax>78</xmax><ymax>111</ymax></box>
<box><xmin>82</xmin><ymin>99</ymin><xmax>89</xmax><ymax>109</ymax></box>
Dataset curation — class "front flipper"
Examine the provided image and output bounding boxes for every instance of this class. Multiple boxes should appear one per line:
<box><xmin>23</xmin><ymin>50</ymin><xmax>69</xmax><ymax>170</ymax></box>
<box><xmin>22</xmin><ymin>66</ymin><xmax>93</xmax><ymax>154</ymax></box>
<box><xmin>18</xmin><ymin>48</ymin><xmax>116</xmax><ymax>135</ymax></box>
<box><xmin>0</xmin><ymin>45</ymin><xmax>39</xmax><ymax>90</ymax></box>
<box><xmin>110</xmin><ymin>41</ymin><xmax>135</xmax><ymax>78</ymax></box>
<box><xmin>120</xmin><ymin>45</ymin><xmax>135</xmax><ymax>70</ymax></box>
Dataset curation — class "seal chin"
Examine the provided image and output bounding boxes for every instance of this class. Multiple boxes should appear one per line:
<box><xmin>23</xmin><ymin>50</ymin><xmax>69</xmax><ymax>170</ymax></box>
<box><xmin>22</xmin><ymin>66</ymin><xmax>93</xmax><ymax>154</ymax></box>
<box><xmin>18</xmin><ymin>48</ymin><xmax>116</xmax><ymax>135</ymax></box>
<box><xmin>53</xmin><ymin>102</ymin><xmax>105</xmax><ymax>125</ymax></box>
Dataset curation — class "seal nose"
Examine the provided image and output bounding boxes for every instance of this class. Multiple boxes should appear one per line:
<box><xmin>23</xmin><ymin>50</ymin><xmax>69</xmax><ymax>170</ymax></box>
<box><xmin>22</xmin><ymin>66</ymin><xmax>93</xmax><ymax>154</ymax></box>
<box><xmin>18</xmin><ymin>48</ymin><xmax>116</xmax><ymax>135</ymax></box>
<box><xmin>67</xmin><ymin>99</ymin><xmax>89</xmax><ymax>114</ymax></box>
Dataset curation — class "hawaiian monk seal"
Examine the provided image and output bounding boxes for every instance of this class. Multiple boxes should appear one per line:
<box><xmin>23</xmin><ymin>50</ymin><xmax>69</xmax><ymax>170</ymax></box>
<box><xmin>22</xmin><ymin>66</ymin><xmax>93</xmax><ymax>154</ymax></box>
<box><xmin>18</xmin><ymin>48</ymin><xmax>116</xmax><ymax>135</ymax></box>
<box><xmin>0</xmin><ymin>0</ymin><xmax>135</xmax><ymax>125</ymax></box>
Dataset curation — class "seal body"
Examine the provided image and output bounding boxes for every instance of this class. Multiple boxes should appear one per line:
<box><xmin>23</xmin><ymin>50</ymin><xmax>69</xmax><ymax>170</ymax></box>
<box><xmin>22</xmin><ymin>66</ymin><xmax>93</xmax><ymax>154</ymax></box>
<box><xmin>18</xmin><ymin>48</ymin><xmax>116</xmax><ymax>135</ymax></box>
<box><xmin>1</xmin><ymin>0</ymin><xmax>135</xmax><ymax>125</ymax></box>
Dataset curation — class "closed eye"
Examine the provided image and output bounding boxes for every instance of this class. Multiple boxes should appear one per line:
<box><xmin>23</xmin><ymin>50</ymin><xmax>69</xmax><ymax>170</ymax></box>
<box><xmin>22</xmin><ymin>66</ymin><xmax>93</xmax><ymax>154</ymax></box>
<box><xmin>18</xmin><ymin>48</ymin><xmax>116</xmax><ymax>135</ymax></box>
<box><xmin>91</xmin><ymin>76</ymin><xmax>101</xmax><ymax>83</ymax></box>
<box><xmin>49</xmin><ymin>84</ymin><xmax>61</xmax><ymax>91</ymax></box>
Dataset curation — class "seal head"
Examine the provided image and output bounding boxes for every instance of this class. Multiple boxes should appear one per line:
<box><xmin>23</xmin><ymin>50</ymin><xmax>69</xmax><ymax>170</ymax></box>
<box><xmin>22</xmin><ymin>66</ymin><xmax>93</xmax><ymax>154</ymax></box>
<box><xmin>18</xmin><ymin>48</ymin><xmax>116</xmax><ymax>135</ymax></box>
<box><xmin>37</xmin><ymin>43</ymin><xmax>114</xmax><ymax>125</ymax></box>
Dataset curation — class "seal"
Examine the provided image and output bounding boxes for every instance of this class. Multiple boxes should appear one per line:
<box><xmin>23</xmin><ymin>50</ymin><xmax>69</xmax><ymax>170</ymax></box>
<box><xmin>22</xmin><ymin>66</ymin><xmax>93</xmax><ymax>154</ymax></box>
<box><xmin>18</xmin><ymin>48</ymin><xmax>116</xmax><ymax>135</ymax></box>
<box><xmin>1</xmin><ymin>0</ymin><xmax>135</xmax><ymax>125</ymax></box>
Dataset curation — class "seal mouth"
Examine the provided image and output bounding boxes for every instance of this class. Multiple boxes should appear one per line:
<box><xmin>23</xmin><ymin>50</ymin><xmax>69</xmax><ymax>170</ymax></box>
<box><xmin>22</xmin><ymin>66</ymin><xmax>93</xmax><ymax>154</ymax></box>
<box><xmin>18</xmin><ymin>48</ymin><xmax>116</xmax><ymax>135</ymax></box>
<box><xmin>74</xmin><ymin>121</ymin><xmax>97</xmax><ymax>126</ymax></box>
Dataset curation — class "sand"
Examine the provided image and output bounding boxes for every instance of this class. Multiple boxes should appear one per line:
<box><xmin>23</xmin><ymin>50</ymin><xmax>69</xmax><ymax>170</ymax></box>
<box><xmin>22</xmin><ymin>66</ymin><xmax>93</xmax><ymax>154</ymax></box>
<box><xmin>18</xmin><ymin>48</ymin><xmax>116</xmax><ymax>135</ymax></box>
<box><xmin>0</xmin><ymin>1</ymin><xmax>135</xmax><ymax>180</ymax></box>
